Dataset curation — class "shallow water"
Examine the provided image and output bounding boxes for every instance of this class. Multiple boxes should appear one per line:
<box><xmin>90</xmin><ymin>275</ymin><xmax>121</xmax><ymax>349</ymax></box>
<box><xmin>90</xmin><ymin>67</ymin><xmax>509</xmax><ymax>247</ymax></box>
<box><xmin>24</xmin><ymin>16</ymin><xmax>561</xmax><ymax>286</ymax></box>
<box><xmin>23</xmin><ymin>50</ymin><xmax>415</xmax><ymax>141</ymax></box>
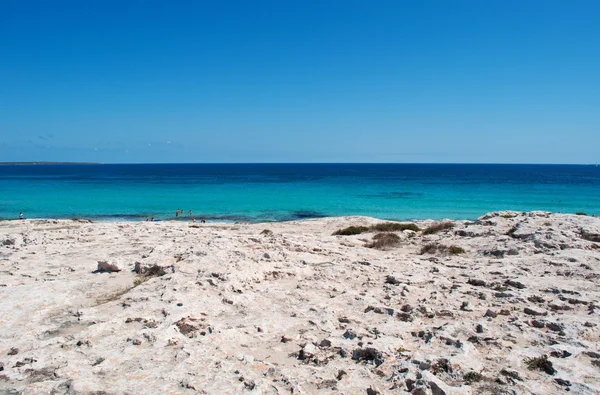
<box><xmin>1</xmin><ymin>163</ymin><xmax>599</xmax><ymax>221</ymax></box>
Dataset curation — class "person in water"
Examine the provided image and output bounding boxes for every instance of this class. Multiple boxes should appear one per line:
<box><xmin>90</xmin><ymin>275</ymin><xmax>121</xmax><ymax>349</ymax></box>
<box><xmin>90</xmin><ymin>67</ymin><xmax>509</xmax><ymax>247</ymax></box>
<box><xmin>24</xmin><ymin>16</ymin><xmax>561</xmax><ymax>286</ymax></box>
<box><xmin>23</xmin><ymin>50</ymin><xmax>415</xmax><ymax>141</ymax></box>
<box><xmin>189</xmin><ymin>210</ymin><xmax>193</xmax><ymax>217</ymax></box>
<box><xmin>201</xmin><ymin>217</ymin><xmax>206</xmax><ymax>223</ymax></box>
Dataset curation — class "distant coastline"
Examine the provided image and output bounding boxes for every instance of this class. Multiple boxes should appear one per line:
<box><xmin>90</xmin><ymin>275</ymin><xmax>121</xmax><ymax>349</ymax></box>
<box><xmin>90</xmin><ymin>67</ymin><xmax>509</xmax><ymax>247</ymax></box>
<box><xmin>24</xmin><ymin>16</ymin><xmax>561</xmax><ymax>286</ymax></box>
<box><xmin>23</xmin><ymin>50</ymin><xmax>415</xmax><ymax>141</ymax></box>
<box><xmin>0</xmin><ymin>162</ymin><xmax>101</xmax><ymax>165</ymax></box>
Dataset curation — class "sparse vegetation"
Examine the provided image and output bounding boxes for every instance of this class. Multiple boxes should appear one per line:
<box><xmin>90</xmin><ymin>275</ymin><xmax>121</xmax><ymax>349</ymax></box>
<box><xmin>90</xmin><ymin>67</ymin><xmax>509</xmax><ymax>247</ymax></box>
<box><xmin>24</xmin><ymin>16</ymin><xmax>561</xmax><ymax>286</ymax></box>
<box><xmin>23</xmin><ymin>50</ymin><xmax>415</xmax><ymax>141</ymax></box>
<box><xmin>501</xmin><ymin>214</ymin><xmax>517</xmax><ymax>219</ymax></box>
<box><xmin>333</xmin><ymin>226</ymin><xmax>370</xmax><ymax>236</ymax></box>
<box><xmin>576</xmin><ymin>212</ymin><xmax>587</xmax><ymax>216</ymax></box>
<box><xmin>133</xmin><ymin>277</ymin><xmax>150</xmax><ymax>287</ymax></box>
<box><xmin>420</xmin><ymin>243</ymin><xmax>465</xmax><ymax>255</ymax></box>
<box><xmin>95</xmin><ymin>287</ymin><xmax>133</xmax><ymax>306</ymax></box>
<box><xmin>333</xmin><ymin>222</ymin><xmax>419</xmax><ymax>236</ymax></box>
<box><xmin>430</xmin><ymin>358</ymin><xmax>451</xmax><ymax>375</ymax></box>
<box><xmin>463</xmin><ymin>371</ymin><xmax>484</xmax><ymax>383</ymax></box>
<box><xmin>524</xmin><ymin>355</ymin><xmax>555</xmax><ymax>375</ymax></box>
<box><xmin>370</xmin><ymin>222</ymin><xmax>420</xmax><ymax>232</ymax></box>
<box><xmin>366</xmin><ymin>233</ymin><xmax>400</xmax><ymax>249</ymax></box>
<box><xmin>448</xmin><ymin>246</ymin><xmax>466</xmax><ymax>255</ymax></box>
<box><xmin>423</xmin><ymin>222</ymin><xmax>454</xmax><ymax>235</ymax></box>
<box><xmin>133</xmin><ymin>264</ymin><xmax>168</xmax><ymax>287</ymax></box>
<box><xmin>420</xmin><ymin>243</ymin><xmax>438</xmax><ymax>254</ymax></box>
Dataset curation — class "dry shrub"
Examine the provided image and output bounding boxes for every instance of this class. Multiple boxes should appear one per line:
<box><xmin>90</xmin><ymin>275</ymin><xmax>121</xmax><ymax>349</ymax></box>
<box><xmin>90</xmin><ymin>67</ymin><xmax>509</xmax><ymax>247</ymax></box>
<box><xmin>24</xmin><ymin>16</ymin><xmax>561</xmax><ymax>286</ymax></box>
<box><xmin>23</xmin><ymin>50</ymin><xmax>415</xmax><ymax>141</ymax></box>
<box><xmin>333</xmin><ymin>226</ymin><xmax>370</xmax><ymax>236</ymax></box>
<box><xmin>423</xmin><ymin>222</ymin><xmax>454</xmax><ymax>235</ymax></box>
<box><xmin>420</xmin><ymin>243</ymin><xmax>465</xmax><ymax>255</ymax></box>
<box><xmin>420</xmin><ymin>243</ymin><xmax>438</xmax><ymax>254</ymax></box>
<box><xmin>366</xmin><ymin>233</ymin><xmax>400</xmax><ymax>249</ymax></box>
<box><xmin>447</xmin><ymin>245</ymin><xmax>466</xmax><ymax>255</ymax></box>
<box><xmin>371</xmin><ymin>222</ymin><xmax>420</xmax><ymax>232</ymax></box>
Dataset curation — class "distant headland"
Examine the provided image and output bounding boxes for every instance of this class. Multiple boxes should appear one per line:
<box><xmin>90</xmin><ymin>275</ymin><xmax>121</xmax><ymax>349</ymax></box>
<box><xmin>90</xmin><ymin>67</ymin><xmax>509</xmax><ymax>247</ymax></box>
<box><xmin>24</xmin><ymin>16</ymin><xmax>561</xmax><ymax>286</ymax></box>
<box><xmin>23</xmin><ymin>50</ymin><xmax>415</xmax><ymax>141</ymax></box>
<box><xmin>0</xmin><ymin>162</ymin><xmax>101</xmax><ymax>165</ymax></box>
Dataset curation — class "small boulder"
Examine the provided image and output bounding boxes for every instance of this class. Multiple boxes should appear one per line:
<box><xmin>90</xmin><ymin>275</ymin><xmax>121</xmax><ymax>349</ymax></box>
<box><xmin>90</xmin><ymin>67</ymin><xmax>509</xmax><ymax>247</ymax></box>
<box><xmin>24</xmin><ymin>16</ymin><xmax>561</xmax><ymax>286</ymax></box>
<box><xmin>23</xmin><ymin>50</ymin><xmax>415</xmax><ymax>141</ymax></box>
<box><xmin>301</xmin><ymin>343</ymin><xmax>318</xmax><ymax>359</ymax></box>
<box><xmin>97</xmin><ymin>259</ymin><xmax>124</xmax><ymax>273</ymax></box>
<box><xmin>524</xmin><ymin>307</ymin><xmax>547</xmax><ymax>316</ymax></box>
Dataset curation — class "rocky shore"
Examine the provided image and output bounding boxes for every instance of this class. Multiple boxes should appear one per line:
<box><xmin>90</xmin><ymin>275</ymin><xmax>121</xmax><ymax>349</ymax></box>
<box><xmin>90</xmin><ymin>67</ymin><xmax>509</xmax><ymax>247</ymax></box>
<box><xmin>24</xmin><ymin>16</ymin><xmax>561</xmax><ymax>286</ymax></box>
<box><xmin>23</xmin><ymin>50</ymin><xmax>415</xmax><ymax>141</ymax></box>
<box><xmin>0</xmin><ymin>211</ymin><xmax>599</xmax><ymax>394</ymax></box>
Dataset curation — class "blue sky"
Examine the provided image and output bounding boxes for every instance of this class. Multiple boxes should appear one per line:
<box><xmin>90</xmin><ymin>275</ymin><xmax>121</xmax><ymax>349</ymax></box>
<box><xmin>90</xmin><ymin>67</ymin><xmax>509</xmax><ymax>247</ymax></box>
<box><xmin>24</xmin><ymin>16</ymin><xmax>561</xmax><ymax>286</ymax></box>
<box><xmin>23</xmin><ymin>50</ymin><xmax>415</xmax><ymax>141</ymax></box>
<box><xmin>1</xmin><ymin>0</ymin><xmax>599</xmax><ymax>163</ymax></box>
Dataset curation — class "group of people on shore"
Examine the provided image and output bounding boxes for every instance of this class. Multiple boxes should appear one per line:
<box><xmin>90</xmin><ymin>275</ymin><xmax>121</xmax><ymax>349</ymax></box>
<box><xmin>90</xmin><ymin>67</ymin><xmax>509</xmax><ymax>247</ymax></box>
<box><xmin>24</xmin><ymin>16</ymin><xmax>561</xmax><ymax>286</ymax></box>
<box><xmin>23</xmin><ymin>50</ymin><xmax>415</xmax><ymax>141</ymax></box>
<box><xmin>144</xmin><ymin>209</ymin><xmax>206</xmax><ymax>223</ymax></box>
<box><xmin>176</xmin><ymin>208</ymin><xmax>205</xmax><ymax>223</ymax></box>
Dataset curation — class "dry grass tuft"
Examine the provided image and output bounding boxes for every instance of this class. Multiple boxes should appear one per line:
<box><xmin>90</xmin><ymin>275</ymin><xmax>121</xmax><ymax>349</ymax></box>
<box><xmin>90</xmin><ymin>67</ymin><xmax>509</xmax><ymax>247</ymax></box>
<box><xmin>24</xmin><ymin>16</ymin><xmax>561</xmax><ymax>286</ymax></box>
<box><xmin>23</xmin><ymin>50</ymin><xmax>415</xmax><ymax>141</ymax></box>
<box><xmin>366</xmin><ymin>233</ymin><xmax>400</xmax><ymax>249</ymax></box>
<box><xmin>423</xmin><ymin>222</ymin><xmax>454</xmax><ymax>235</ymax></box>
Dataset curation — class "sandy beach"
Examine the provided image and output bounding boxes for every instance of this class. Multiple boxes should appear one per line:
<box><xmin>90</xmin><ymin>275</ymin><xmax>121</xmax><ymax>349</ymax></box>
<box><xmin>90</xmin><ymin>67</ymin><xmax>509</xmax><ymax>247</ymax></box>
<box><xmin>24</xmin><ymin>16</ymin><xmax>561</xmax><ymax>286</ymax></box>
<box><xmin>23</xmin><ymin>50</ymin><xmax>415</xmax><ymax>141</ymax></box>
<box><xmin>0</xmin><ymin>211</ymin><xmax>599</xmax><ymax>394</ymax></box>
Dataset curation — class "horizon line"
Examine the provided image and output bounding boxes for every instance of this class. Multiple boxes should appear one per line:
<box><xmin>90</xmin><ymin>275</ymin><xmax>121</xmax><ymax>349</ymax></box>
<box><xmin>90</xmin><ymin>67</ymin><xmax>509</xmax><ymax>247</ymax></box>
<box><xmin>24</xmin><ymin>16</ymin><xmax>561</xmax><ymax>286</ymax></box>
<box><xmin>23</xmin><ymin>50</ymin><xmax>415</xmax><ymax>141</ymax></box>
<box><xmin>0</xmin><ymin>161</ymin><xmax>597</xmax><ymax>166</ymax></box>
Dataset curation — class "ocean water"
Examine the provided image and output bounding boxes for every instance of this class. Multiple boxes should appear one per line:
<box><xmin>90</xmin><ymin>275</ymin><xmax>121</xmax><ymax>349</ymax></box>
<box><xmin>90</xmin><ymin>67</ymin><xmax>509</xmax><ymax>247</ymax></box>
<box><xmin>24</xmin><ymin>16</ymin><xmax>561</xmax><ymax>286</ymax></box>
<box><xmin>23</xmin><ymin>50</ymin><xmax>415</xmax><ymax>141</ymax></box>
<box><xmin>0</xmin><ymin>164</ymin><xmax>599</xmax><ymax>221</ymax></box>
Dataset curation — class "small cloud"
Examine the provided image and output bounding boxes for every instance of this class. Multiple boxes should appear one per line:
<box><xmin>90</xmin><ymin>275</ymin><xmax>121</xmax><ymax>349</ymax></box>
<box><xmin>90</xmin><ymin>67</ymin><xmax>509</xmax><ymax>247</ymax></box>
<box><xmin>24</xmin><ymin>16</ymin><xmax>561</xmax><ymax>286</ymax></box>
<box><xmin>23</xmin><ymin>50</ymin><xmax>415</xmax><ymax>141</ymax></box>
<box><xmin>94</xmin><ymin>148</ymin><xmax>98</xmax><ymax>151</ymax></box>
<box><xmin>147</xmin><ymin>143</ymin><xmax>152</xmax><ymax>147</ymax></box>
<box><xmin>125</xmin><ymin>149</ymin><xmax>130</xmax><ymax>153</ymax></box>
<box><xmin>38</xmin><ymin>135</ymin><xmax>46</xmax><ymax>140</ymax></box>
<box><xmin>166</xmin><ymin>140</ymin><xmax>172</xmax><ymax>144</ymax></box>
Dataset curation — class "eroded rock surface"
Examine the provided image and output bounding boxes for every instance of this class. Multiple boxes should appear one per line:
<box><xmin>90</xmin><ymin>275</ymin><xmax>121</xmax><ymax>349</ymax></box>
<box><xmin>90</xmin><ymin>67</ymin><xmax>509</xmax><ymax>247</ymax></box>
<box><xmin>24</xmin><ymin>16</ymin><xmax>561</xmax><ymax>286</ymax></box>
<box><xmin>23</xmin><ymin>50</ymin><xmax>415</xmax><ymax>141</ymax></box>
<box><xmin>0</xmin><ymin>211</ymin><xmax>599</xmax><ymax>394</ymax></box>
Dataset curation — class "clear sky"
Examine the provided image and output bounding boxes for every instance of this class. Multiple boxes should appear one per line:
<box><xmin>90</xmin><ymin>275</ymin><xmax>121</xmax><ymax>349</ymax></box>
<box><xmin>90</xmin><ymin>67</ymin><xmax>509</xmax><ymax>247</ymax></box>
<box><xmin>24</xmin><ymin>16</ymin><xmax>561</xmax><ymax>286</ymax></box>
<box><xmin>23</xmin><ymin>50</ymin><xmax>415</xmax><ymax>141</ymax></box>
<box><xmin>1</xmin><ymin>0</ymin><xmax>599</xmax><ymax>163</ymax></box>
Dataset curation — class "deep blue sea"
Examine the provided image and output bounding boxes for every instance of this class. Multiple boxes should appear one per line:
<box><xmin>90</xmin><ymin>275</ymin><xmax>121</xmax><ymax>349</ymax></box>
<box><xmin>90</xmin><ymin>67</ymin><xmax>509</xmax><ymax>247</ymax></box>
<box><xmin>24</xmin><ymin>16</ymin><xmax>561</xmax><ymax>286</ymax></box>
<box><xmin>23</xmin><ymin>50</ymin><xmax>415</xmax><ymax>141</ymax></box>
<box><xmin>1</xmin><ymin>164</ymin><xmax>599</xmax><ymax>221</ymax></box>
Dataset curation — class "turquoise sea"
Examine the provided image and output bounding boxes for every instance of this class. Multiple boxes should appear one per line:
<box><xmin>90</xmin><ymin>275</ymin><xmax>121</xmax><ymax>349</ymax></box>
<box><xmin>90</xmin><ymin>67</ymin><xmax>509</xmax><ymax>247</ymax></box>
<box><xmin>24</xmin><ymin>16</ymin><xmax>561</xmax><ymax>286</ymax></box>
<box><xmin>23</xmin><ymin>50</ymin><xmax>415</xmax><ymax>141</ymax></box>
<box><xmin>0</xmin><ymin>164</ymin><xmax>599</xmax><ymax>221</ymax></box>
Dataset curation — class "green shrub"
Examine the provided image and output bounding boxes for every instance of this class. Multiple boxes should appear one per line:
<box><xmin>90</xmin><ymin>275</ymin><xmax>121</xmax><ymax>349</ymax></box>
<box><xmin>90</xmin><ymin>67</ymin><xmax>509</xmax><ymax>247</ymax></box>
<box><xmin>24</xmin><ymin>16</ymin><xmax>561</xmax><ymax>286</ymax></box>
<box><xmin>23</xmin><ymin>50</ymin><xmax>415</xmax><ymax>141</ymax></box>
<box><xmin>463</xmin><ymin>371</ymin><xmax>483</xmax><ymax>383</ymax></box>
<box><xmin>448</xmin><ymin>246</ymin><xmax>466</xmax><ymax>255</ymax></box>
<box><xmin>524</xmin><ymin>355</ymin><xmax>555</xmax><ymax>375</ymax></box>
<box><xmin>133</xmin><ymin>277</ymin><xmax>149</xmax><ymax>287</ymax></box>
<box><xmin>366</xmin><ymin>233</ymin><xmax>400</xmax><ymax>249</ymax></box>
<box><xmin>576</xmin><ymin>212</ymin><xmax>587</xmax><ymax>216</ymax></box>
<box><xmin>333</xmin><ymin>226</ymin><xmax>370</xmax><ymax>236</ymax></box>
<box><xmin>371</xmin><ymin>222</ymin><xmax>420</xmax><ymax>232</ymax></box>
<box><xmin>423</xmin><ymin>222</ymin><xmax>454</xmax><ymax>235</ymax></box>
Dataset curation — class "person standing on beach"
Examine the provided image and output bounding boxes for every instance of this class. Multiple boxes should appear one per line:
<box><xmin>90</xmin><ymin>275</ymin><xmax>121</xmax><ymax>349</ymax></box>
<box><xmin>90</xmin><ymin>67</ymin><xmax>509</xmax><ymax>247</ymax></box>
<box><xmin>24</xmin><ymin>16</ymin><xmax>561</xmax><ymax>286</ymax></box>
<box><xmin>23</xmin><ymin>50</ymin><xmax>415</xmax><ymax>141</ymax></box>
<box><xmin>19</xmin><ymin>212</ymin><xmax>24</xmax><ymax>220</ymax></box>
<box><xmin>176</xmin><ymin>209</ymin><xmax>179</xmax><ymax>217</ymax></box>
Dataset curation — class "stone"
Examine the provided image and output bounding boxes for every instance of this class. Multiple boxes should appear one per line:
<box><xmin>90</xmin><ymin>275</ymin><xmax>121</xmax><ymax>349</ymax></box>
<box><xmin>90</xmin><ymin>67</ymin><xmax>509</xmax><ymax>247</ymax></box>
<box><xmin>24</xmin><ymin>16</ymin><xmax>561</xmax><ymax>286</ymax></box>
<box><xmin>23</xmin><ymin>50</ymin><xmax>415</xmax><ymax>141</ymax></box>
<box><xmin>343</xmin><ymin>329</ymin><xmax>357</xmax><ymax>339</ymax></box>
<box><xmin>531</xmin><ymin>320</ymin><xmax>545</xmax><ymax>328</ymax></box>
<box><xmin>319</xmin><ymin>339</ymin><xmax>332</xmax><ymax>347</ymax></box>
<box><xmin>468</xmin><ymin>279</ymin><xmax>486</xmax><ymax>287</ymax></box>
<box><xmin>352</xmin><ymin>348</ymin><xmax>384</xmax><ymax>366</ymax></box>
<box><xmin>134</xmin><ymin>260</ymin><xmax>173</xmax><ymax>275</ymax></box>
<box><xmin>484</xmin><ymin>309</ymin><xmax>497</xmax><ymax>318</ymax></box>
<box><xmin>419</xmin><ymin>361</ymin><xmax>431</xmax><ymax>370</ymax></box>
<box><xmin>546</xmin><ymin>322</ymin><xmax>564</xmax><ymax>332</ymax></box>
<box><xmin>366</xmin><ymin>386</ymin><xmax>381</xmax><ymax>395</ymax></box>
<box><xmin>524</xmin><ymin>307</ymin><xmax>547</xmax><ymax>316</ymax></box>
<box><xmin>506</xmin><ymin>280</ymin><xmax>526</xmax><ymax>289</ymax></box>
<box><xmin>429</xmin><ymin>381</ymin><xmax>447</xmax><ymax>395</ymax></box>
<box><xmin>96</xmin><ymin>259</ymin><xmax>124</xmax><ymax>273</ymax></box>
<box><xmin>302</xmin><ymin>342</ymin><xmax>318</xmax><ymax>358</ymax></box>
<box><xmin>555</xmin><ymin>378</ymin><xmax>571</xmax><ymax>387</ymax></box>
